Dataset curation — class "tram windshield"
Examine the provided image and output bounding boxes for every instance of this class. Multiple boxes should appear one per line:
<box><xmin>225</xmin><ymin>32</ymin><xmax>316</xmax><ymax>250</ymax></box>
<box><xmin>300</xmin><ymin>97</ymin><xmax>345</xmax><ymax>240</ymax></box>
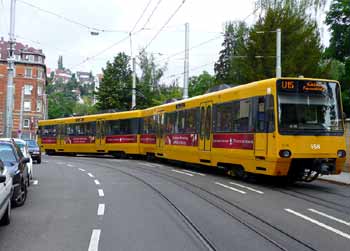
<box><xmin>277</xmin><ymin>80</ymin><xmax>343</xmax><ymax>135</ymax></box>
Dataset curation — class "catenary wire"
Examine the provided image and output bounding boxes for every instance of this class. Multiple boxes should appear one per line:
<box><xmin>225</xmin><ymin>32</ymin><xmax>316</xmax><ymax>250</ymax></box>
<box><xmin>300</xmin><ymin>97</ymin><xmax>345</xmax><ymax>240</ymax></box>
<box><xmin>130</xmin><ymin>0</ymin><xmax>154</xmax><ymax>33</ymax></box>
<box><xmin>144</xmin><ymin>0</ymin><xmax>187</xmax><ymax>50</ymax></box>
<box><xmin>17</xmin><ymin>0</ymin><xmax>128</xmax><ymax>33</ymax></box>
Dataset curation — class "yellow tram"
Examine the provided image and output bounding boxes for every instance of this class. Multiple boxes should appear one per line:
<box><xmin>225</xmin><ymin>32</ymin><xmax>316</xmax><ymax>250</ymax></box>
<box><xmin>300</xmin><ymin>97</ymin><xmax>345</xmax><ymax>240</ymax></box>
<box><xmin>38</xmin><ymin>78</ymin><xmax>346</xmax><ymax>182</ymax></box>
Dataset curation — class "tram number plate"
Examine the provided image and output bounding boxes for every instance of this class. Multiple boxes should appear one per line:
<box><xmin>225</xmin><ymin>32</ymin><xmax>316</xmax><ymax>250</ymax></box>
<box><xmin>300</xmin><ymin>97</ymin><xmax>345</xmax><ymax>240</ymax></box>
<box><xmin>310</xmin><ymin>144</ymin><xmax>321</xmax><ymax>150</ymax></box>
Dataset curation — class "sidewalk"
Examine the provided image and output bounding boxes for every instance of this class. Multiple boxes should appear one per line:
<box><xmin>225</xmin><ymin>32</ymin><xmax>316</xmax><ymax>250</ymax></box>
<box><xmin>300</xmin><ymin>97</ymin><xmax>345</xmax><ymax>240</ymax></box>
<box><xmin>318</xmin><ymin>171</ymin><xmax>350</xmax><ymax>185</ymax></box>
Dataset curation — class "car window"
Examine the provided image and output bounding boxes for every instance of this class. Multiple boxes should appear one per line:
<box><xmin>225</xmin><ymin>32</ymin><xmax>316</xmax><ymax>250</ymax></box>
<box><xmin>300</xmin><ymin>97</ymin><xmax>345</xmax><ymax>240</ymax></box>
<box><xmin>0</xmin><ymin>144</ymin><xmax>17</xmax><ymax>163</ymax></box>
<box><xmin>26</xmin><ymin>140</ymin><xmax>38</xmax><ymax>147</ymax></box>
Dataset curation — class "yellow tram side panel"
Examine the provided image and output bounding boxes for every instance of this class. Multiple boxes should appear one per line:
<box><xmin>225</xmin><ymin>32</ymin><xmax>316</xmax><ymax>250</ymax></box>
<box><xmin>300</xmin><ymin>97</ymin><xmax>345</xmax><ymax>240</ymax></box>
<box><xmin>99</xmin><ymin>110</ymin><xmax>142</xmax><ymax>155</ymax></box>
<box><xmin>149</xmin><ymin>78</ymin><xmax>279</xmax><ymax>169</ymax></box>
<box><xmin>39</xmin><ymin>110</ymin><xmax>142</xmax><ymax>155</ymax></box>
<box><xmin>139</xmin><ymin>108</ymin><xmax>157</xmax><ymax>156</ymax></box>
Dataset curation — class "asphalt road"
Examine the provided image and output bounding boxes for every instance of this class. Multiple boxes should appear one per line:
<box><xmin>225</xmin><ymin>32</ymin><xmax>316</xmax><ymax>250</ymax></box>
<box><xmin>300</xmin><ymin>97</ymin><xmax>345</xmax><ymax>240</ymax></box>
<box><xmin>0</xmin><ymin>155</ymin><xmax>349</xmax><ymax>251</ymax></box>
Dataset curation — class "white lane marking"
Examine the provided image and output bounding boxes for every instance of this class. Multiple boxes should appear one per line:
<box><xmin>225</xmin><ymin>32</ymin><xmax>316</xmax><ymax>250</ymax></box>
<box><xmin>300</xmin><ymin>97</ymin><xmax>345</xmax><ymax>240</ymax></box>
<box><xmin>43</xmin><ymin>161</ymin><xmax>49</xmax><ymax>163</ymax></box>
<box><xmin>97</xmin><ymin>204</ymin><xmax>105</xmax><ymax>216</ymax></box>
<box><xmin>285</xmin><ymin>209</ymin><xmax>350</xmax><ymax>240</ymax></box>
<box><xmin>141</xmin><ymin>163</ymin><xmax>156</xmax><ymax>168</ymax></box>
<box><xmin>88</xmin><ymin>229</ymin><xmax>101</xmax><ymax>251</ymax></box>
<box><xmin>308</xmin><ymin>208</ymin><xmax>350</xmax><ymax>226</ymax></box>
<box><xmin>215</xmin><ymin>182</ymin><xmax>246</xmax><ymax>194</ymax></box>
<box><xmin>88</xmin><ymin>173</ymin><xmax>95</xmax><ymax>178</ymax></box>
<box><xmin>94</xmin><ymin>179</ymin><xmax>101</xmax><ymax>185</ymax></box>
<box><xmin>33</xmin><ymin>180</ymin><xmax>38</xmax><ymax>185</ymax></box>
<box><xmin>152</xmin><ymin>164</ymin><xmax>164</xmax><ymax>168</ymax></box>
<box><xmin>78</xmin><ymin>168</ymin><xmax>86</xmax><ymax>172</ymax></box>
<box><xmin>181</xmin><ymin>170</ymin><xmax>206</xmax><ymax>176</ymax></box>
<box><xmin>57</xmin><ymin>162</ymin><xmax>65</xmax><ymax>165</ymax></box>
<box><xmin>172</xmin><ymin>169</ymin><xmax>194</xmax><ymax>177</ymax></box>
<box><xmin>98</xmin><ymin>189</ymin><xmax>104</xmax><ymax>197</ymax></box>
<box><xmin>67</xmin><ymin>164</ymin><xmax>74</xmax><ymax>167</ymax></box>
<box><xmin>229</xmin><ymin>182</ymin><xmax>264</xmax><ymax>194</ymax></box>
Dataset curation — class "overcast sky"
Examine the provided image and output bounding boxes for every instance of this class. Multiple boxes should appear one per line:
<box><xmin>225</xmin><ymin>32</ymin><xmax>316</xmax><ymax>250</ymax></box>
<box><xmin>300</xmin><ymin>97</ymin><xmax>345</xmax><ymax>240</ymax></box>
<box><xmin>0</xmin><ymin>0</ymin><xmax>330</xmax><ymax>85</ymax></box>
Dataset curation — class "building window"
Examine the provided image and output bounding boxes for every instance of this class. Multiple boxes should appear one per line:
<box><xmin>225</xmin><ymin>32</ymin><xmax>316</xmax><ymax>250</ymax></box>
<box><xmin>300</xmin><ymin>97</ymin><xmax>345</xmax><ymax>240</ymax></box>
<box><xmin>24</xmin><ymin>101</ymin><xmax>31</xmax><ymax>111</ymax></box>
<box><xmin>36</xmin><ymin>100</ymin><xmax>42</xmax><ymax>112</ymax></box>
<box><xmin>23</xmin><ymin>119</ymin><xmax>30</xmax><ymax>128</ymax></box>
<box><xmin>25</xmin><ymin>68</ymin><xmax>32</xmax><ymax>78</ymax></box>
<box><xmin>38</xmin><ymin>56</ymin><xmax>43</xmax><ymax>63</ymax></box>
<box><xmin>37</xmin><ymin>69</ymin><xmax>43</xmax><ymax>79</ymax></box>
<box><xmin>24</xmin><ymin>84</ymin><xmax>32</xmax><ymax>95</ymax></box>
<box><xmin>37</xmin><ymin>85</ymin><xmax>43</xmax><ymax>96</ymax></box>
<box><xmin>28</xmin><ymin>55</ymin><xmax>34</xmax><ymax>61</ymax></box>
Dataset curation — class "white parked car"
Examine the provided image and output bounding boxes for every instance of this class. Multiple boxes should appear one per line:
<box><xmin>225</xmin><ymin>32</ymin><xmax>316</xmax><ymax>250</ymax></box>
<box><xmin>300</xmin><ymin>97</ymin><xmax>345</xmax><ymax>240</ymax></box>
<box><xmin>0</xmin><ymin>159</ymin><xmax>12</xmax><ymax>226</ymax></box>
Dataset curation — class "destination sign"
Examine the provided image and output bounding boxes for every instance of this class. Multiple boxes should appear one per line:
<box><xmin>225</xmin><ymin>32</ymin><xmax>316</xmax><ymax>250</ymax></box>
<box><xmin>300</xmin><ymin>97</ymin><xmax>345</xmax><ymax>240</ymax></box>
<box><xmin>277</xmin><ymin>80</ymin><xmax>328</xmax><ymax>94</ymax></box>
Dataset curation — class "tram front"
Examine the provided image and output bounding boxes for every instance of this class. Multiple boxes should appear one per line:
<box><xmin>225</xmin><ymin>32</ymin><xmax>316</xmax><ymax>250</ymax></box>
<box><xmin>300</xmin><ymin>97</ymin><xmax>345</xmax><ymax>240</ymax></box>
<box><xmin>276</xmin><ymin>78</ymin><xmax>346</xmax><ymax>182</ymax></box>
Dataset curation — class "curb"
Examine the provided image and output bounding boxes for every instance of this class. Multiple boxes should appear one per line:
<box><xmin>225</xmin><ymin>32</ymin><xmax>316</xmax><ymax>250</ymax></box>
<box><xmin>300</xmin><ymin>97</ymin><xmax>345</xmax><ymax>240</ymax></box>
<box><xmin>318</xmin><ymin>177</ymin><xmax>350</xmax><ymax>186</ymax></box>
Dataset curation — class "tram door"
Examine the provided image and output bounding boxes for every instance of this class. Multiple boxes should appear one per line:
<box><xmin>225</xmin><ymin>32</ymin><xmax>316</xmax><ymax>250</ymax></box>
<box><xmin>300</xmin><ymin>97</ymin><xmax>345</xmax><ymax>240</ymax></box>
<box><xmin>156</xmin><ymin>112</ymin><xmax>165</xmax><ymax>152</ymax></box>
<box><xmin>254</xmin><ymin>96</ymin><xmax>269</xmax><ymax>158</ymax></box>
<box><xmin>96</xmin><ymin>120</ymin><xmax>105</xmax><ymax>149</ymax></box>
<box><xmin>58</xmin><ymin>123</ymin><xmax>65</xmax><ymax>147</ymax></box>
<box><xmin>199</xmin><ymin>102</ymin><xmax>212</xmax><ymax>162</ymax></box>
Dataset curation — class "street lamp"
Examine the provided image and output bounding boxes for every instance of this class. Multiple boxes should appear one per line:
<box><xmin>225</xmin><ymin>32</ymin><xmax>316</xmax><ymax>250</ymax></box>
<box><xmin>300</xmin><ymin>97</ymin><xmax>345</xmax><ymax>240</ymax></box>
<box><xmin>256</xmin><ymin>28</ymin><xmax>281</xmax><ymax>78</ymax></box>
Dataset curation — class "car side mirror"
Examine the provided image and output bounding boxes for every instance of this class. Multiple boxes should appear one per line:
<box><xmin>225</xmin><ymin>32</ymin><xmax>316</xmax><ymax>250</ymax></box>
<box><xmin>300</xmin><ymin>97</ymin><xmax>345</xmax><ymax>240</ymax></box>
<box><xmin>0</xmin><ymin>175</ymin><xmax>6</xmax><ymax>183</ymax></box>
<box><xmin>22</xmin><ymin>157</ymin><xmax>30</xmax><ymax>164</ymax></box>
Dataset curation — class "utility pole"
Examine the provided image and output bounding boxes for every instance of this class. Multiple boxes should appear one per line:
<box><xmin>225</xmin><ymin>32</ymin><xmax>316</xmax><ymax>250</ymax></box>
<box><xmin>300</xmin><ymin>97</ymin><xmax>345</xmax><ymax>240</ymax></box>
<box><xmin>5</xmin><ymin>0</ymin><xmax>16</xmax><ymax>137</ymax></box>
<box><xmin>129</xmin><ymin>32</ymin><xmax>136</xmax><ymax>109</ymax></box>
<box><xmin>18</xmin><ymin>86</ymin><xmax>24</xmax><ymax>139</ymax></box>
<box><xmin>183</xmin><ymin>22</ymin><xmax>189</xmax><ymax>99</ymax></box>
<box><xmin>276</xmin><ymin>28</ymin><xmax>281</xmax><ymax>78</ymax></box>
<box><xmin>132</xmin><ymin>58</ymin><xmax>136</xmax><ymax>109</ymax></box>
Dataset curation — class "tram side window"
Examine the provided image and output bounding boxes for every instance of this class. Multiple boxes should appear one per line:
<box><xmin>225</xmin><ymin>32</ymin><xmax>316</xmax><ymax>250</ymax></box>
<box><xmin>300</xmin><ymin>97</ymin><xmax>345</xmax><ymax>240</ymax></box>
<box><xmin>165</xmin><ymin>112</ymin><xmax>176</xmax><ymax>134</ymax></box>
<box><xmin>141</xmin><ymin>116</ymin><xmax>156</xmax><ymax>134</ymax></box>
<box><xmin>42</xmin><ymin>125</ymin><xmax>57</xmax><ymax>137</ymax></box>
<box><xmin>65</xmin><ymin>122</ymin><xmax>96</xmax><ymax>136</ymax></box>
<box><xmin>214</xmin><ymin>102</ymin><xmax>233</xmax><ymax>132</ymax></box>
<box><xmin>177</xmin><ymin>111</ymin><xmax>186</xmax><ymax>133</ymax></box>
<box><xmin>184</xmin><ymin>108</ymin><xmax>200</xmax><ymax>133</ymax></box>
<box><xmin>255</xmin><ymin>95</ymin><xmax>275</xmax><ymax>133</ymax></box>
<box><xmin>106</xmin><ymin>119</ymin><xmax>138</xmax><ymax>135</ymax></box>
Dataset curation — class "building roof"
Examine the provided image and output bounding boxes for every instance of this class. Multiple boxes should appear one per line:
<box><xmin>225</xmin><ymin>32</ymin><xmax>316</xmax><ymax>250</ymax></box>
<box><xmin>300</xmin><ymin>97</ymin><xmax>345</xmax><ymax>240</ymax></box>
<box><xmin>0</xmin><ymin>37</ymin><xmax>45</xmax><ymax>61</ymax></box>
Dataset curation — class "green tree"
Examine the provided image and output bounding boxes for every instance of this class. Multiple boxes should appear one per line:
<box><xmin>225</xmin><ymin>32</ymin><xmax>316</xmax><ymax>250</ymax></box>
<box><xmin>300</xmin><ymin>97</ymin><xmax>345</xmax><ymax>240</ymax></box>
<box><xmin>214</xmin><ymin>21</ymin><xmax>251</xmax><ymax>85</ymax></box>
<box><xmin>95</xmin><ymin>52</ymin><xmax>132</xmax><ymax>111</ymax></box>
<box><xmin>245</xmin><ymin>2</ymin><xmax>322</xmax><ymax>81</ymax></box>
<box><xmin>48</xmin><ymin>92</ymin><xmax>75</xmax><ymax>119</ymax></box>
<box><xmin>189</xmin><ymin>71</ymin><xmax>216</xmax><ymax>97</ymax></box>
<box><xmin>214</xmin><ymin>22</ymin><xmax>235</xmax><ymax>84</ymax></box>
<box><xmin>325</xmin><ymin>0</ymin><xmax>350</xmax><ymax>62</ymax></box>
<box><xmin>136</xmin><ymin>49</ymin><xmax>167</xmax><ymax>108</ymax></box>
<box><xmin>325</xmin><ymin>0</ymin><xmax>350</xmax><ymax>114</ymax></box>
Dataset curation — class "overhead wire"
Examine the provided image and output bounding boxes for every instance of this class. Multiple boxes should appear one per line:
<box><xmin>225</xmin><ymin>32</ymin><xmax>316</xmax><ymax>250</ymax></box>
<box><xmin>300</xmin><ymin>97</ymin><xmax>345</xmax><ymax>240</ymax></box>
<box><xmin>154</xmin><ymin>34</ymin><xmax>222</xmax><ymax>63</ymax></box>
<box><xmin>17</xmin><ymin>0</ymin><xmax>128</xmax><ymax>33</ymax></box>
<box><xmin>140</xmin><ymin>0</ymin><xmax>163</xmax><ymax>30</ymax></box>
<box><xmin>69</xmin><ymin>0</ymin><xmax>160</xmax><ymax>69</ymax></box>
<box><xmin>162</xmin><ymin>61</ymin><xmax>215</xmax><ymax>81</ymax></box>
<box><xmin>162</xmin><ymin>4</ymin><xmax>261</xmax><ymax>80</ymax></box>
<box><xmin>130</xmin><ymin>0</ymin><xmax>153</xmax><ymax>33</ymax></box>
<box><xmin>69</xmin><ymin>35</ymin><xmax>130</xmax><ymax>69</ymax></box>
<box><xmin>144</xmin><ymin>0</ymin><xmax>187</xmax><ymax>50</ymax></box>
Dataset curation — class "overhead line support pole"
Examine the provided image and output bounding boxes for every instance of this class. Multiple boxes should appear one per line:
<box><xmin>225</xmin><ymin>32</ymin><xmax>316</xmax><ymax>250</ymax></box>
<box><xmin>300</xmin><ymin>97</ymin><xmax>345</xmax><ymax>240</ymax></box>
<box><xmin>183</xmin><ymin>22</ymin><xmax>189</xmax><ymax>99</ymax></box>
<box><xmin>276</xmin><ymin>28</ymin><xmax>281</xmax><ymax>78</ymax></box>
<box><xmin>132</xmin><ymin>58</ymin><xmax>136</xmax><ymax>109</ymax></box>
<box><xmin>5</xmin><ymin>0</ymin><xmax>16</xmax><ymax>137</ymax></box>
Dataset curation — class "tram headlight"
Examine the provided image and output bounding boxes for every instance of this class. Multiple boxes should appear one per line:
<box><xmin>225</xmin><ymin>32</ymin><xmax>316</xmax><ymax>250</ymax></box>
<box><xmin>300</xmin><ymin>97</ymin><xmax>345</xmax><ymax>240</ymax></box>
<box><xmin>337</xmin><ymin>150</ymin><xmax>346</xmax><ymax>158</ymax></box>
<box><xmin>279</xmin><ymin>149</ymin><xmax>291</xmax><ymax>158</ymax></box>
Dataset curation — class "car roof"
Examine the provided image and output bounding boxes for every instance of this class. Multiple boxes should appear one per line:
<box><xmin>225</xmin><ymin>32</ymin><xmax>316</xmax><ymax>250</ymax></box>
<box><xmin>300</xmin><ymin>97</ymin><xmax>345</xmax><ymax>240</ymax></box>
<box><xmin>0</xmin><ymin>138</ymin><xmax>26</xmax><ymax>145</ymax></box>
